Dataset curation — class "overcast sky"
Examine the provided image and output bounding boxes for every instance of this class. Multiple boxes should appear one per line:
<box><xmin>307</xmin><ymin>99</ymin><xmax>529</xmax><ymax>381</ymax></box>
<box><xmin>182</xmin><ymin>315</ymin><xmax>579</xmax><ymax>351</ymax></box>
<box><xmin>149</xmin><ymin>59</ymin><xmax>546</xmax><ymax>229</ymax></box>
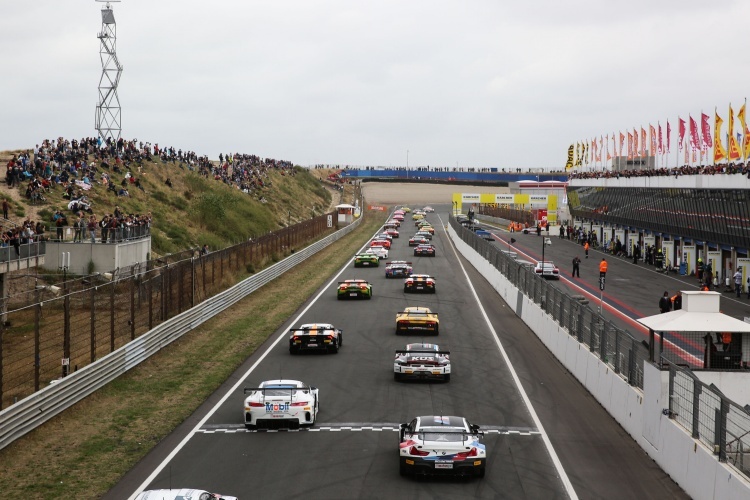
<box><xmin>2</xmin><ymin>0</ymin><xmax>748</xmax><ymax>169</ymax></box>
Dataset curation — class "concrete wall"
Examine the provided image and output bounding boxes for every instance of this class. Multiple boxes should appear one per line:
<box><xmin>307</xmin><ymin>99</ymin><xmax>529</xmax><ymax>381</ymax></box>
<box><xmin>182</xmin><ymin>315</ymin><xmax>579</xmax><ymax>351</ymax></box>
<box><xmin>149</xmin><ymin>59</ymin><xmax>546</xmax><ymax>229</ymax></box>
<box><xmin>43</xmin><ymin>238</ymin><xmax>151</xmax><ymax>275</ymax></box>
<box><xmin>449</xmin><ymin>225</ymin><xmax>750</xmax><ymax>500</ymax></box>
<box><xmin>696</xmin><ymin>371</ymin><xmax>750</xmax><ymax>406</ymax></box>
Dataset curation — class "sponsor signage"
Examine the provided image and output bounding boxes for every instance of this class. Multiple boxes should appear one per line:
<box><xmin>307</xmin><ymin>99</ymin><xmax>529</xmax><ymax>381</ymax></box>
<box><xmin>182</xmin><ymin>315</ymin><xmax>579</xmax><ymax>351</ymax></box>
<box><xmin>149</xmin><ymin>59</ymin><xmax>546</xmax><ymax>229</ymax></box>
<box><xmin>368</xmin><ymin>205</ymin><xmax>386</xmax><ymax>211</ymax></box>
<box><xmin>495</xmin><ymin>194</ymin><xmax>515</xmax><ymax>203</ymax></box>
<box><xmin>461</xmin><ymin>193</ymin><xmax>480</xmax><ymax>203</ymax></box>
<box><xmin>529</xmin><ymin>194</ymin><xmax>548</xmax><ymax>204</ymax></box>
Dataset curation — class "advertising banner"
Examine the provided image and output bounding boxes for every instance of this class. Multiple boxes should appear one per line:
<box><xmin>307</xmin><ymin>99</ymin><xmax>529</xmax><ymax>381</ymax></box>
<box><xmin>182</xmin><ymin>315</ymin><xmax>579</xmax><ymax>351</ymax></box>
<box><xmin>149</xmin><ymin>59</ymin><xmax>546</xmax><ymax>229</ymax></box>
<box><xmin>614</xmin><ymin>229</ymin><xmax>625</xmax><ymax>250</ymax></box>
<box><xmin>602</xmin><ymin>227</ymin><xmax>613</xmax><ymax>251</ymax></box>
<box><xmin>737</xmin><ymin>258</ymin><xmax>750</xmax><ymax>294</ymax></box>
<box><xmin>662</xmin><ymin>240</ymin><xmax>675</xmax><ymax>267</ymax></box>
<box><xmin>707</xmin><ymin>251</ymin><xmax>721</xmax><ymax>285</ymax></box>
<box><xmin>682</xmin><ymin>244</ymin><xmax>696</xmax><ymax>275</ymax></box>
<box><xmin>643</xmin><ymin>235</ymin><xmax>656</xmax><ymax>253</ymax></box>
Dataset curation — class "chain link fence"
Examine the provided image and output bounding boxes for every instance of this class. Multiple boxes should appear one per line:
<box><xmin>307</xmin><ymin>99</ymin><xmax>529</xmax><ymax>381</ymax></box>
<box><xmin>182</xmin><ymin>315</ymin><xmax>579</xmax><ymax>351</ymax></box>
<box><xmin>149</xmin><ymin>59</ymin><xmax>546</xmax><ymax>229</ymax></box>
<box><xmin>665</xmin><ymin>358</ymin><xmax>750</xmax><ymax>479</ymax></box>
<box><xmin>450</xmin><ymin>215</ymin><xmax>649</xmax><ymax>388</ymax></box>
<box><xmin>0</xmin><ymin>212</ymin><xmax>337</xmax><ymax>409</ymax></box>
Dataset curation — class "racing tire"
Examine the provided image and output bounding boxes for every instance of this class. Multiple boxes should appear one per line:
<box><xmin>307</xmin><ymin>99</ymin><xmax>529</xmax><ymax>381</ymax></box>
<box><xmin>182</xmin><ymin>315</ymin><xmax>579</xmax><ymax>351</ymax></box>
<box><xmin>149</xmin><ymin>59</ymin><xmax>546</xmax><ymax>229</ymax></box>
<box><xmin>339</xmin><ymin>334</ymin><xmax>343</xmax><ymax>346</ymax></box>
<box><xmin>245</xmin><ymin>423</ymin><xmax>257</xmax><ymax>430</ymax></box>
<box><xmin>478</xmin><ymin>467</ymin><xmax>485</xmax><ymax>478</ymax></box>
<box><xmin>403</xmin><ymin>286</ymin><xmax>409</xmax><ymax>293</ymax></box>
<box><xmin>329</xmin><ymin>343</ymin><xmax>339</xmax><ymax>354</ymax></box>
<box><xmin>434</xmin><ymin>326</ymin><xmax>439</xmax><ymax>335</ymax></box>
<box><xmin>443</xmin><ymin>374</ymin><xmax>451</xmax><ymax>382</ymax></box>
<box><xmin>431</xmin><ymin>288</ymin><xmax>436</xmax><ymax>294</ymax></box>
<box><xmin>289</xmin><ymin>347</ymin><xmax>300</xmax><ymax>355</ymax></box>
<box><xmin>394</xmin><ymin>372</ymin><xmax>401</xmax><ymax>382</ymax></box>
<box><xmin>337</xmin><ymin>295</ymin><xmax>343</xmax><ymax>300</ymax></box>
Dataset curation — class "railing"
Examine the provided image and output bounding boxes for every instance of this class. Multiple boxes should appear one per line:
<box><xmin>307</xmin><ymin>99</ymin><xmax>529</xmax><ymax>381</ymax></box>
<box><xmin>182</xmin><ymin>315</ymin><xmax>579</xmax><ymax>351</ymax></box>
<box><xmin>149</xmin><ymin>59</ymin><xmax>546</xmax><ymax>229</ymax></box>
<box><xmin>0</xmin><ymin>206</ymin><xmax>362</xmax><ymax>450</ymax></box>
<box><xmin>664</xmin><ymin>357</ymin><xmax>750</xmax><ymax>479</ymax></box>
<box><xmin>0</xmin><ymin>240</ymin><xmax>46</xmax><ymax>264</ymax></box>
<box><xmin>450</xmin><ymin>215</ymin><xmax>649</xmax><ymax>389</ymax></box>
<box><xmin>44</xmin><ymin>224</ymin><xmax>150</xmax><ymax>243</ymax></box>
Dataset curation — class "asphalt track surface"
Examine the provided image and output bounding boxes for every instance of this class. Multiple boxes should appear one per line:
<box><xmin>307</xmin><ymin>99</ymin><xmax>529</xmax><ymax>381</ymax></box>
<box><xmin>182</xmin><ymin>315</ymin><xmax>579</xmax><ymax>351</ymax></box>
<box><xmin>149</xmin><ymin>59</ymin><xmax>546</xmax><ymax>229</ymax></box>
<box><xmin>109</xmin><ymin>208</ymin><xmax>687</xmax><ymax>500</ymax></box>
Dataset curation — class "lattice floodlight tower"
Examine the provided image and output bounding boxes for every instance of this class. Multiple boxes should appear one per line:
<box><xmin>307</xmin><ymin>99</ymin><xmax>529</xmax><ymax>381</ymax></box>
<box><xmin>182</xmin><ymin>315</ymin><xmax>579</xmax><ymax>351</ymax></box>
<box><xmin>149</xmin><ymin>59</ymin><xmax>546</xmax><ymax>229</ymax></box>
<box><xmin>94</xmin><ymin>0</ymin><xmax>123</xmax><ymax>143</ymax></box>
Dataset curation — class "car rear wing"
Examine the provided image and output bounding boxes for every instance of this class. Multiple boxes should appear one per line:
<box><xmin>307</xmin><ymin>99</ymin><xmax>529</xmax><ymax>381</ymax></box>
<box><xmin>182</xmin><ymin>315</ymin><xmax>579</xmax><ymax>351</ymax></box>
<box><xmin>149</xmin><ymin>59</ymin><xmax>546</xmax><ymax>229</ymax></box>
<box><xmin>400</xmin><ymin>428</ymin><xmax>484</xmax><ymax>442</ymax></box>
<box><xmin>397</xmin><ymin>311</ymin><xmax>438</xmax><ymax>317</ymax></box>
<box><xmin>243</xmin><ymin>386</ymin><xmax>313</xmax><ymax>396</ymax></box>
<box><xmin>385</xmin><ymin>261</ymin><xmax>412</xmax><ymax>265</ymax></box>
<box><xmin>338</xmin><ymin>281</ymin><xmax>368</xmax><ymax>285</ymax></box>
<box><xmin>288</xmin><ymin>327</ymin><xmax>340</xmax><ymax>335</ymax></box>
<box><xmin>395</xmin><ymin>350</ymin><xmax>450</xmax><ymax>355</ymax></box>
<box><xmin>407</xmin><ymin>275</ymin><xmax>435</xmax><ymax>280</ymax></box>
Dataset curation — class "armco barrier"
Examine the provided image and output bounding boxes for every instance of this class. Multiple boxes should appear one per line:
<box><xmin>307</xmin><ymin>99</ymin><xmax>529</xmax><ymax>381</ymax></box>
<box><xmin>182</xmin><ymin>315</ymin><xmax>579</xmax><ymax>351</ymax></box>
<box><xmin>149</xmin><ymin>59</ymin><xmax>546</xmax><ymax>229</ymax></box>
<box><xmin>0</xmin><ymin>215</ymin><xmax>362</xmax><ymax>451</ymax></box>
<box><xmin>448</xmin><ymin>223</ymin><xmax>750</xmax><ymax>500</ymax></box>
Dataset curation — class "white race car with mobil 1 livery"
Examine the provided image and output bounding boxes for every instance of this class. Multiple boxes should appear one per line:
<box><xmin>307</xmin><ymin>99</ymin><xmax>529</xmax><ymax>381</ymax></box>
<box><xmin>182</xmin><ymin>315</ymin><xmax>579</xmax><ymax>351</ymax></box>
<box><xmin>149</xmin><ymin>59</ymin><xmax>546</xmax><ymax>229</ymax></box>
<box><xmin>243</xmin><ymin>380</ymin><xmax>319</xmax><ymax>430</ymax></box>
<box><xmin>399</xmin><ymin>415</ymin><xmax>486</xmax><ymax>478</ymax></box>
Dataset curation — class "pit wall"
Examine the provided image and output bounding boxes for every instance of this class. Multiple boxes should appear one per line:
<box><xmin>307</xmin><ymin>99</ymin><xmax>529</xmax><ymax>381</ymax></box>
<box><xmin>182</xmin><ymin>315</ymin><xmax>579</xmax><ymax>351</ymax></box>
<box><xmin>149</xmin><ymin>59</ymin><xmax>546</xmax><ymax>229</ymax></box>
<box><xmin>448</xmin><ymin>225</ymin><xmax>750</xmax><ymax>500</ymax></box>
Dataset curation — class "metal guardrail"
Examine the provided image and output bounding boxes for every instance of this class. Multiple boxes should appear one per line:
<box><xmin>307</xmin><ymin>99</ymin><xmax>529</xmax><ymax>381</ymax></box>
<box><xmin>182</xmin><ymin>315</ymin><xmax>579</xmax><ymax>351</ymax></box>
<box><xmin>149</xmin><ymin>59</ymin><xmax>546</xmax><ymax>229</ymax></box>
<box><xmin>0</xmin><ymin>240</ymin><xmax>46</xmax><ymax>264</ymax></box>
<box><xmin>0</xmin><ymin>212</ymin><xmax>362</xmax><ymax>451</ymax></box>
<box><xmin>665</xmin><ymin>357</ymin><xmax>750</xmax><ymax>479</ymax></box>
<box><xmin>450</xmin><ymin>215</ymin><xmax>649</xmax><ymax>389</ymax></box>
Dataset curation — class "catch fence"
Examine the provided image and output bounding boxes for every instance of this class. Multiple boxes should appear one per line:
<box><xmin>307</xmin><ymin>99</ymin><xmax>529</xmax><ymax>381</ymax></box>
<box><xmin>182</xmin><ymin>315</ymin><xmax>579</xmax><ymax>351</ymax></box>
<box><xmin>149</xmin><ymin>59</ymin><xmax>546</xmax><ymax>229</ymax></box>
<box><xmin>0</xmin><ymin>211</ymin><xmax>336</xmax><ymax>409</ymax></box>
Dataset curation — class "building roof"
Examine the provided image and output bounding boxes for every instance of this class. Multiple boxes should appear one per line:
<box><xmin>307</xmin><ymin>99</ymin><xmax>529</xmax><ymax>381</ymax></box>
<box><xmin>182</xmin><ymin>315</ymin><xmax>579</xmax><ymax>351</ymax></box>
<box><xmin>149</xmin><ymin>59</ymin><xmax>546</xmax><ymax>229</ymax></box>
<box><xmin>637</xmin><ymin>291</ymin><xmax>750</xmax><ymax>333</ymax></box>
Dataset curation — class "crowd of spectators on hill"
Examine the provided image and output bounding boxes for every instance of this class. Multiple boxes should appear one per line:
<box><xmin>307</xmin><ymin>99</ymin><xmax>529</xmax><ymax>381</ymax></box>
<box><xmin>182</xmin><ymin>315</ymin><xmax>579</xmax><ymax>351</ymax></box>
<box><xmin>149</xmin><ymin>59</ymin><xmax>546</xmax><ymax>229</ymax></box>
<box><xmin>3</xmin><ymin>136</ymin><xmax>299</xmax><ymax>243</ymax></box>
<box><xmin>569</xmin><ymin>163</ymin><xmax>750</xmax><ymax>179</ymax></box>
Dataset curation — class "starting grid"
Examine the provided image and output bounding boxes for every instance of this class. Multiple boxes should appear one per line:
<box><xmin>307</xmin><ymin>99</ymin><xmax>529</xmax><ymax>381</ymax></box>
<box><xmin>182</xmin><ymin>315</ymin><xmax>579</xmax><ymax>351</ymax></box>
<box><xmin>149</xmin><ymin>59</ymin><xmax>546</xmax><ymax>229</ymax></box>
<box><xmin>198</xmin><ymin>423</ymin><xmax>541</xmax><ymax>435</ymax></box>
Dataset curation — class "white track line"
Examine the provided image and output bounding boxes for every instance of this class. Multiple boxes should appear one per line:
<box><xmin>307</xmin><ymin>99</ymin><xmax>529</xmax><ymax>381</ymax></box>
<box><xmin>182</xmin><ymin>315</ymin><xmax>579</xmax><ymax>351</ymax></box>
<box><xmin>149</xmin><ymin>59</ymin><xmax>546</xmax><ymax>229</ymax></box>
<box><xmin>441</xmin><ymin>216</ymin><xmax>579</xmax><ymax>500</ymax></box>
<box><xmin>127</xmin><ymin>216</ymin><xmax>387</xmax><ymax>499</ymax></box>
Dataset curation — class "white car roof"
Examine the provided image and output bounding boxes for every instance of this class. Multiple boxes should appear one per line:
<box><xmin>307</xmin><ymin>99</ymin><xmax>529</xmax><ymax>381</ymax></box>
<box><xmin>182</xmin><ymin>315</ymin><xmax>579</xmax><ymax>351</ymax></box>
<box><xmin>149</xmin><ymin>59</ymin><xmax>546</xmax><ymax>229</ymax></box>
<box><xmin>259</xmin><ymin>379</ymin><xmax>305</xmax><ymax>388</ymax></box>
<box><xmin>298</xmin><ymin>323</ymin><xmax>334</xmax><ymax>330</ymax></box>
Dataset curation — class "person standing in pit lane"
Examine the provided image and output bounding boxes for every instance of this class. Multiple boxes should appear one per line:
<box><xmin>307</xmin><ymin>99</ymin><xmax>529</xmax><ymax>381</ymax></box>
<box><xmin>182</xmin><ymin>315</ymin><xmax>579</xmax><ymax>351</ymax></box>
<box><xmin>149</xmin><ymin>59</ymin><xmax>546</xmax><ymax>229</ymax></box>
<box><xmin>659</xmin><ymin>291</ymin><xmax>672</xmax><ymax>313</ymax></box>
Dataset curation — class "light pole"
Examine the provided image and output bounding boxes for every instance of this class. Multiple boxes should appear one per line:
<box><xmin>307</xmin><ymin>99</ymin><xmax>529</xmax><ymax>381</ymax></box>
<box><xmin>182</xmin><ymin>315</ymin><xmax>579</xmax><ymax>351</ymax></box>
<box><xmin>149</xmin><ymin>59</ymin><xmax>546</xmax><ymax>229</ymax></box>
<box><xmin>59</xmin><ymin>252</ymin><xmax>70</xmax><ymax>377</ymax></box>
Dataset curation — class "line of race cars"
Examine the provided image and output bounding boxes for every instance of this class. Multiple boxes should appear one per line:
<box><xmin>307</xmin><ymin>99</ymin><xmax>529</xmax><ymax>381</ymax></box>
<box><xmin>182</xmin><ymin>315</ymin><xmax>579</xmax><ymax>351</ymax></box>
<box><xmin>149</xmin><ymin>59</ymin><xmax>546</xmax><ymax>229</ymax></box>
<box><xmin>242</xmin><ymin>207</ymin><xmax>486</xmax><ymax>479</ymax></box>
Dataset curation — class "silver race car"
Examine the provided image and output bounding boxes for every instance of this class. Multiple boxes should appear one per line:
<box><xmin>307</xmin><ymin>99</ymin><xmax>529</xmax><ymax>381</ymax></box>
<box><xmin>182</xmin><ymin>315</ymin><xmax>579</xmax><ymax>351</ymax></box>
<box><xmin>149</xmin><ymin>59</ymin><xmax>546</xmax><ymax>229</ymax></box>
<box><xmin>394</xmin><ymin>343</ymin><xmax>450</xmax><ymax>382</ymax></box>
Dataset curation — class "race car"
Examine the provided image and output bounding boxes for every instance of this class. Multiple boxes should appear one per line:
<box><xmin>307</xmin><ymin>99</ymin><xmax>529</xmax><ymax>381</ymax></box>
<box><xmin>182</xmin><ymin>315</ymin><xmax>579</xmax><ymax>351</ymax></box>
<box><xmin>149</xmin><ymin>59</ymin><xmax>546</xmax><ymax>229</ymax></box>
<box><xmin>371</xmin><ymin>239</ymin><xmax>391</xmax><ymax>250</ymax></box>
<box><xmin>401</xmin><ymin>207</ymin><xmax>412</xmax><ymax>213</ymax></box>
<box><xmin>385</xmin><ymin>260</ymin><xmax>413</xmax><ymax>278</ymax></box>
<box><xmin>393</xmin><ymin>214</ymin><xmax>405</xmax><ymax>221</ymax></box>
<box><xmin>399</xmin><ymin>416</ymin><xmax>486</xmax><ymax>477</ymax></box>
<box><xmin>386</xmin><ymin>219</ymin><xmax>401</xmax><ymax>227</ymax></box>
<box><xmin>412</xmin><ymin>213</ymin><xmax>424</xmax><ymax>221</ymax></box>
<box><xmin>384</xmin><ymin>228</ymin><xmax>400</xmax><ymax>238</ymax></box>
<box><xmin>243</xmin><ymin>379</ymin><xmax>319</xmax><ymax>430</ymax></box>
<box><xmin>414</xmin><ymin>244</ymin><xmax>436</xmax><ymax>257</ymax></box>
<box><xmin>289</xmin><ymin>323</ymin><xmax>343</xmax><ymax>354</ymax></box>
<box><xmin>337</xmin><ymin>279</ymin><xmax>373</xmax><ymax>299</ymax></box>
<box><xmin>414</xmin><ymin>231</ymin><xmax>433</xmax><ymax>240</ymax></box>
<box><xmin>404</xmin><ymin>274</ymin><xmax>436</xmax><ymax>293</ymax></box>
<box><xmin>376</xmin><ymin>232</ymin><xmax>393</xmax><ymax>241</ymax></box>
<box><xmin>354</xmin><ymin>252</ymin><xmax>380</xmax><ymax>267</ymax></box>
<box><xmin>408</xmin><ymin>235</ymin><xmax>430</xmax><ymax>247</ymax></box>
<box><xmin>366</xmin><ymin>247</ymin><xmax>389</xmax><ymax>260</ymax></box>
<box><xmin>534</xmin><ymin>261</ymin><xmax>560</xmax><ymax>279</ymax></box>
<box><xmin>135</xmin><ymin>489</ymin><xmax>237</xmax><ymax>500</ymax></box>
<box><xmin>396</xmin><ymin>306</ymin><xmax>439</xmax><ymax>335</ymax></box>
<box><xmin>418</xmin><ymin>225</ymin><xmax>435</xmax><ymax>234</ymax></box>
<box><xmin>394</xmin><ymin>343</ymin><xmax>450</xmax><ymax>382</ymax></box>
<box><xmin>423</xmin><ymin>206</ymin><xmax>435</xmax><ymax>213</ymax></box>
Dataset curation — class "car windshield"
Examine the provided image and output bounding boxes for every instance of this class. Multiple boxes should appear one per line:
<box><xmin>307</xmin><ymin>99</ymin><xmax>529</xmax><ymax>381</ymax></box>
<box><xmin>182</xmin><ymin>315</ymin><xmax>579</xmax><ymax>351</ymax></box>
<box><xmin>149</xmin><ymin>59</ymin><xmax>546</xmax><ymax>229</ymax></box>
<box><xmin>416</xmin><ymin>427</ymin><xmax>467</xmax><ymax>442</ymax></box>
<box><xmin>262</xmin><ymin>385</ymin><xmax>298</xmax><ymax>397</ymax></box>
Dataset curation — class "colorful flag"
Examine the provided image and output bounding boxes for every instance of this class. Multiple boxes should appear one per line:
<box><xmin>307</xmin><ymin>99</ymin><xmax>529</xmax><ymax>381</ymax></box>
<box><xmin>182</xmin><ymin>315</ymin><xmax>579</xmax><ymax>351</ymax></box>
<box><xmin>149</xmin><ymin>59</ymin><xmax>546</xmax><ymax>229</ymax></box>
<box><xmin>658</xmin><ymin>123</ymin><xmax>663</xmax><ymax>154</ymax></box>
<box><xmin>739</xmin><ymin>102</ymin><xmax>750</xmax><ymax>161</ymax></box>
<box><xmin>689</xmin><ymin>116</ymin><xmax>700</xmax><ymax>151</ymax></box>
<box><xmin>640</xmin><ymin>127</ymin><xmax>647</xmax><ymax>157</ymax></box>
<box><xmin>700</xmin><ymin>113</ymin><xmax>712</xmax><ymax>149</ymax></box>
<box><xmin>627</xmin><ymin>132</ymin><xmax>633</xmax><ymax>160</ymax></box>
<box><xmin>649</xmin><ymin>124</ymin><xmax>657</xmax><ymax>155</ymax></box>
<box><xmin>565</xmin><ymin>144</ymin><xmax>574</xmax><ymax>171</ymax></box>
<box><xmin>728</xmin><ymin>104</ymin><xmax>741</xmax><ymax>160</ymax></box>
<box><xmin>619</xmin><ymin>132</ymin><xmax>625</xmax><ymax>158</ymax></box>
<box><xmin>678</xmin><ymin>118</ymin><xmax>686</xmax><ymax>150</ymax></box>
<box><xmin>714</xmin><ymin>110</ymin><xmax>727</xmax><ymax>163</ymax></box>
<box><xmin>633</xmin><ymin>128</ymin><xmax>638</xmax><ymax>157</ymax></box>
<box><xmin>666</xmin><ymin>121</ymin><xmax>671</xmax><ymax>153</ymax></box>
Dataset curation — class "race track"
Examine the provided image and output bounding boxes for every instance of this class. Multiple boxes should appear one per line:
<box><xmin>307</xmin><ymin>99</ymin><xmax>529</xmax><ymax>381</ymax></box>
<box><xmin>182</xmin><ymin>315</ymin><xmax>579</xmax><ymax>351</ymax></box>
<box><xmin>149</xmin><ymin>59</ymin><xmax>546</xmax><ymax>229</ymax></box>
<box><xmin>109</xmin><ymin>207</ymin><xmax>686</xmax><ymax>500</ymax></box>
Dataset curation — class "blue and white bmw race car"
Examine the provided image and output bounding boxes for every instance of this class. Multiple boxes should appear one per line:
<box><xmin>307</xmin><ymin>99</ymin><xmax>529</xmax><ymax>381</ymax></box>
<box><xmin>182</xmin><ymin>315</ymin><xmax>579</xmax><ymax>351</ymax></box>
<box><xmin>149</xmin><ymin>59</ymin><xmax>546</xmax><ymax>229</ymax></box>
<box><xmin>399</xmin><ymin>415</ymin><xmax>486</xmax><ymax>478</ymax></box>
<box><xmin>243</xmin><ymin>380</ymin><xmax>319</xmax><ymax>430</ymax></box>
<box><xmin>385</xmin><ymin>261</ymin><xmax>413</xmax><ymax>279</ymax></box>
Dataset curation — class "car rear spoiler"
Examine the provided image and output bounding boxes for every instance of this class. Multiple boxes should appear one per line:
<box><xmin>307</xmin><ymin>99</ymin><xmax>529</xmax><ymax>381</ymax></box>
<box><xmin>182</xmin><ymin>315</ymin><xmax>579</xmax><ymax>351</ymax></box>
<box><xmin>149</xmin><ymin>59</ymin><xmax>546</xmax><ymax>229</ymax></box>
<box><xmin>243</xmin><ymin>386</ymin><xmax>313</xmax><ymax>395</ymax></box>
<box><xmin>385</xmin><ymin>261</ymin><xmax>412</xmax><ymax>265</ymax></box>
<box><xmin>407</xmin><ymin>275</ymin><xmax>434</xmax><ymax>279</ymax></box>
<box><xmin>395</xmin><ymin>350</ymin><xmax>449</xmax><ymax>355</ymax></box>
<box><xmin>288</xmin><ymin>327</ymin><xmax>340</xmax><ymax>335</ymax></box>
<box><xmin>396</xmin><ymin>311</ymin><xmax>438</xmax><ymax>317</ymax></box>
<box><xmin>338</xmin><ymin>281</ymin><xmax>368</xmax><ymax>285</ymax></box>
